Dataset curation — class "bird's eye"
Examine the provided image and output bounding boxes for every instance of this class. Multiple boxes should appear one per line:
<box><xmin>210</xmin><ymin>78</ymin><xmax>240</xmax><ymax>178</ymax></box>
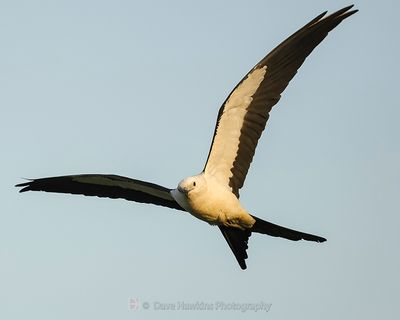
<box><xmin>193</xmin><ymin>181</ymin><xmax>196</xmax><ymax>187</ymax></box>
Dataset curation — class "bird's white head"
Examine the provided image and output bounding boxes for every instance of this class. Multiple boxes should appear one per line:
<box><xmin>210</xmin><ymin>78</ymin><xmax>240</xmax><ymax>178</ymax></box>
<box><xmin>177</xmin><ymin>174</ymin><xmax>206</xmax><ymax>197</ymax></box>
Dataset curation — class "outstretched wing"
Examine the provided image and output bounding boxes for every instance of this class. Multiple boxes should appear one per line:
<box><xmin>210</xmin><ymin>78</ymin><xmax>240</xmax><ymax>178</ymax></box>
<box><xmin>204</xmin><ymin>5</ymin><xmax>357</xmax><ymax>197</ymax></box>
<box><xmin>16</xmin><ymin>174</ymin><xmax>184</xmax><ymax>211</ymax></box>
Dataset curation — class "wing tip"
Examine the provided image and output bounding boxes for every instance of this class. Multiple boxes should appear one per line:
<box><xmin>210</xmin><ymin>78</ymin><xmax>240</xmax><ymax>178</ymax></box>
<box><xmin>310</xmin><ymin>5</ymin><xmax>357</xmax><ymax>26</ymax></box>
<box><xmin>15</xmin><ymin>180</ymin><xmax>34</xmax><ymax>192</ymax></box>
<box><xmin>303</xmin><ymin>234</ymin><xmax>327</xmax><ymax>243</ymax></box>
<box><xmin>312</xmin><ymin>5</ymin><xmax>358</xmax><ymax>29</ymax></box>
<box><xmin>332</xmin><ymin>5</ymin><xmax>358</xmax><ymax>20</ymax></box>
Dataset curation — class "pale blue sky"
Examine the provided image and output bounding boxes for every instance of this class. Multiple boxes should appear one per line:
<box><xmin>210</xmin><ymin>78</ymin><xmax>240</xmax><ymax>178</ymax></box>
<box><xmin>1</xmin><ymin>0</ymin><xmax>399</xmax><ymax>319</ymax></box>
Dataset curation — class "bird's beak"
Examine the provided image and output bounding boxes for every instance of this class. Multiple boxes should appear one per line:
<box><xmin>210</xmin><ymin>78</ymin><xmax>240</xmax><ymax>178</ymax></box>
<box><xmin>178</xmin><ymin>186</ymin><xmax>188</xmax><ymax>195</ymax></box>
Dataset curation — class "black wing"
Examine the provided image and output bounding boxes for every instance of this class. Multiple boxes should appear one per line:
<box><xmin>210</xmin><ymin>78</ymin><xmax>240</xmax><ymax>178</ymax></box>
<box><xmin>16</xmin><ymin>174</ymin><xmax>184</xmax><ymax>211</ymax></box>
<box><xmin>251</xmin><ymin>215</ymin><xmax>327</xmax><ymax>242</ymax></box>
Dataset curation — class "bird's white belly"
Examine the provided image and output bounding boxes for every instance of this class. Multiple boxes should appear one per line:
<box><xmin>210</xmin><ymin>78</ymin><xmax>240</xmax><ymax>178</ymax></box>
<box><xmin>170</xmin><ymin>178</ymin><xmax>254</xmax><ymax>229</ymax></box>
<box><xmin>170</xmin><ymin>188</ymin><xmax>220</xmax><ymax>223</ymax></box>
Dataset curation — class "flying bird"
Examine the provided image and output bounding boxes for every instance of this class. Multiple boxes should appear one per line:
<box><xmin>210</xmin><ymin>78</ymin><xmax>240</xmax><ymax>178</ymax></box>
<box><xmin>16</xmin><ymin>5</ymin><xmax>357</xmax><ymax>269</ymax></box>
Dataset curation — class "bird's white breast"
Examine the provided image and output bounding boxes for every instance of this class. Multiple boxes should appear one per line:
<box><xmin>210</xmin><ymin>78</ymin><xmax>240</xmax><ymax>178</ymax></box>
<box><xmin>171</xmin><ymin>173</ymin><xmax>255</xmax><ymax>228</ymax></box>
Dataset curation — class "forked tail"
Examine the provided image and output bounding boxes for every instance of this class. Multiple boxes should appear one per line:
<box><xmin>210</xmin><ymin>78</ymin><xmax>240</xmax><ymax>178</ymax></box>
<box><xmin>219</xmin><ymin>215</ymin><xmax>326</xmax><ymax>270</ymax></box>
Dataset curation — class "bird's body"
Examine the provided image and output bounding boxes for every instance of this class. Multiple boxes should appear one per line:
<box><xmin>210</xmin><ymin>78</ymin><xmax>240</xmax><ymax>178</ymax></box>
<box><xmin>16</xmin><ymin>5</ymin><xmax>358</xmax><ymax>269</ymax></box>
<box><xmin>171</xmin><ymin>173</ymin><xmax>255</xmax><ymax>229</ymax></box>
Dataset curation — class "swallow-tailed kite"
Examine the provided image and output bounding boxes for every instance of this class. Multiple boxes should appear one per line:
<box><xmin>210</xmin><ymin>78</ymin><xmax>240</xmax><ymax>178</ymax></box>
<box><xmin>16</xmin><ymin>6</ymin><xmax>357</xmax><ymax>269</ymax></box>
